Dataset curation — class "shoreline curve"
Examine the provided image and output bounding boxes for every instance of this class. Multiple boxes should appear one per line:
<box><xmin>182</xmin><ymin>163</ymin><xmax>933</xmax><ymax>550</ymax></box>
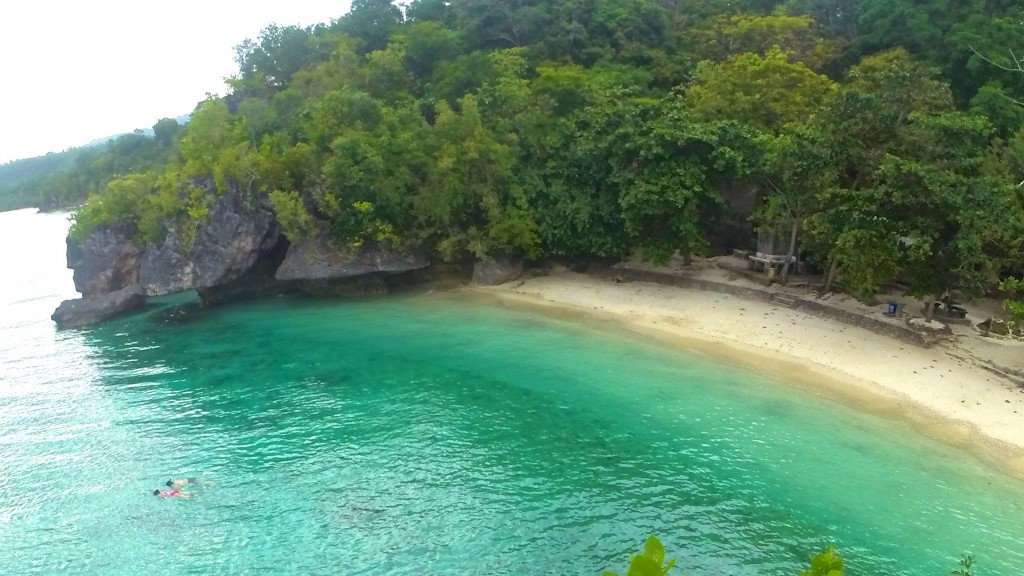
<box><xmin>454</xmin><ymin>272</ymin><xmax>1024</xmax><ymax>483</ymax></box>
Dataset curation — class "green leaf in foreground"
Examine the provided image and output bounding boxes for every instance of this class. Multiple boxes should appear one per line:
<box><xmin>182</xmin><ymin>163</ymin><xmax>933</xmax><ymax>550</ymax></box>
<box><xmin>604</xmin><ymin>536</ymin><xmax>676</xmax><ymax>576</ymax></box>
<box><xmin>800</xmin><ymin>544</ymin><xmax>844</xmax><ymax>576</ymax></box>
<box><xmin>951</xmin><ymin>553</ymin><xmax>975</xmax><ymax>576</ymax></box>
<box><xmin>606</xmin><ymin>537</ymin><xmax>977</xmax><ymax>575</ymax></box>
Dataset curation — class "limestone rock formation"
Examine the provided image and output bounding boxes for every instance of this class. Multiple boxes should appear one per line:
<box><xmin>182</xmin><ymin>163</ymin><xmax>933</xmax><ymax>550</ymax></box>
<box><xmin>67</xmin><ymin>225</ymin><xmax>140</xmax><ymax>297</ymax></box>
<box><xmin>53</xmin><ymin>182</ymin><xmax>440</xmax><ymax>329</ymax></box>
<box><xmin>471</xmin><ymin>255</ymin><xmax>523</xmax><ymax>286</ymax></box>
<box><xmin>51</xmin><ymin>284</ymin><xmax>146</xmax><ymax>329</ymax></box>
<box><xmin>54</xmin><ymin>181</ymin><xmax>284</xmax><ymax>328</ymax></box>
<box><xmin>139</xmin><ymin>188</ymin><xmax>280</xmax><ymax>295</ymax></box>
<box><xmin>276</xmin><ymin>235</ymin><xmax>428</xmax><ymax>281</ymax></box>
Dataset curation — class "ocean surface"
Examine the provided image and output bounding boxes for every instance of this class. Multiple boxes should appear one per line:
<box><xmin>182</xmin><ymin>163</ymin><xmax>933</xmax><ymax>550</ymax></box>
<box><xmin>2</xmin><ymin>208</ymin><xmax>1024</xmax><ymax>575</ymax></box>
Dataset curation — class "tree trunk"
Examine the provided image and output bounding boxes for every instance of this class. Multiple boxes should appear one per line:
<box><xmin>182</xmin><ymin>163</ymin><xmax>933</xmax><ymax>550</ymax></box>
<box><xmin>682</xmin><ymin>251</ymin><xmax>692</xmax><ymax>266</ymax></box>
<box><xmin>780</xmin><ymin>219</ymin><xmax>799</xmax><ymax>285</ymax></box>
<box><xmin>823</xmin><ymin>254</ymin><xmax>839</xmax><ymax>294</ymax></box>
<box><xmin>925</xmin><ymin>296</ymin><xmax>936</xmax><ymax>323</ymax></box>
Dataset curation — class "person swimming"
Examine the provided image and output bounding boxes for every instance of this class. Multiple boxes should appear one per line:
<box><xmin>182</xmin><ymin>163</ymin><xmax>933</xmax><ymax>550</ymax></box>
<box><xmin>153</xmin><ymin>488</ymin><xmax>187</xmax><ymax>498</ymax></box>
<box><xmin>165</xmin><ymin>477</ymin><xmax>200</xmax><ymax>488</ymax></box>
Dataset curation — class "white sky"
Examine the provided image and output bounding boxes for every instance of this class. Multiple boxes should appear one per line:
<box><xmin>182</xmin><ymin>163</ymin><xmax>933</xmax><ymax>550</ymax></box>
<box><xmin>0</xmin><ymin>1</ymin><xmax>352</xmax><ymax>164</ymax></box>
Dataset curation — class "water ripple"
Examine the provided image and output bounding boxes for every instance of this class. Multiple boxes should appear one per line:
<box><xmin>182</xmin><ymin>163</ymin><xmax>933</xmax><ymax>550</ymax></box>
<box><xmin>3</xmin><ymin>210</ymin><xmax>1024</xmax><ymax>575</ymax></box>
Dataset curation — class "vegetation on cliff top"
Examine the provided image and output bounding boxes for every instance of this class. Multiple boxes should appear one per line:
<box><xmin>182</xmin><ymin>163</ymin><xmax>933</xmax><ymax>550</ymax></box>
<box><xmin>8</xmin><ymin>0</ymin><xmax>1024</xmax><ymax>310</ymax></box>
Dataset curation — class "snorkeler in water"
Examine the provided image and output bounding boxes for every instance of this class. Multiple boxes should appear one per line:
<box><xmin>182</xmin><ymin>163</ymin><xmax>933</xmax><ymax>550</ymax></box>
<box><xmin>165</xmin><ymin>477</ymin><xmax>200</xmax><ymax>489</ymax></box>
<box><xmin>153</xmin><ymin>488</ymin><xmax>189</xmax><ymax>498</ymax></box>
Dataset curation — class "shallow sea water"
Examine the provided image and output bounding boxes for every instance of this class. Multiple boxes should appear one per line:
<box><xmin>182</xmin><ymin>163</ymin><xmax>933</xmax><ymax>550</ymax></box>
<box><xmin>2</xmin><ymin>208</ymin><xmax>1024</xmax><ymax>575</ymax></box>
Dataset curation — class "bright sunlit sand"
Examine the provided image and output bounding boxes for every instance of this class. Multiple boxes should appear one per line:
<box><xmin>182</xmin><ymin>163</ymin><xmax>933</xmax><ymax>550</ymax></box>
<box><xmin>471</xmin><ymin>271</ymin><xmax>1024</xmax><ymax>478</ymax></box>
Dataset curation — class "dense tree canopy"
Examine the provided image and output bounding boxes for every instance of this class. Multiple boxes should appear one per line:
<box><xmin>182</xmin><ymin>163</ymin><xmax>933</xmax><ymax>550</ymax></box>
<box><xmin>2</xmin><ymin>0</ymin><xmax>1022</xmax><ymax>310</ymax></box>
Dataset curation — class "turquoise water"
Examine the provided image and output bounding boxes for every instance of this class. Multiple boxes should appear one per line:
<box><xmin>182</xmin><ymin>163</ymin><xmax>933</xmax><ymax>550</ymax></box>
<box><xmin>2</xmin><ymin>209</ymin><xmax>1024</xmax><ymax>575</ymax></box>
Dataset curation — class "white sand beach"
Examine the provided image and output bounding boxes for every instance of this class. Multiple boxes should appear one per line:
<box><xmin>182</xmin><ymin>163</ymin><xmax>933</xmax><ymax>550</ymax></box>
<box><xmin>468</xmin><ymin>270</ymin><xmax>1024</xmax><ymax>477</ymax></box>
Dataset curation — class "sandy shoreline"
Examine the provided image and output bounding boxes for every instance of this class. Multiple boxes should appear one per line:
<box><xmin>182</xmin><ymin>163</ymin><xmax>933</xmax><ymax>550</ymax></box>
<box><xmin>464</xmin><ymin>271</ymin><xmax>1024</xmax><ymax>479</ymax></box>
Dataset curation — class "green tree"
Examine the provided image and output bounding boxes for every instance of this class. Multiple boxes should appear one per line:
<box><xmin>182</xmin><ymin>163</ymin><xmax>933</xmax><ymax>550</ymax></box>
<box><xmin>179</xmin><ymin>98</ymin><xmax>247</xmax><ymax>191</ymax></box>
<box><xmin>70</xmin><ymin>171</ymin><xmax>202</xmax><ymax>246</ymax></box>
<box><xmin>333</xmin><ymin>0</ymin><xmax>405</xmax><ymax>55</ymax></box>
<box><xmin>784</xmin><ymin>0</ymin><xmax>861</xmax><ymax>40</ymax></box>
<box><xmin>532</xmin><ymin>87</ymin><xmax>635</xmax><ymax>259</ymax></box>
<box><xmin>687</xmin><ymin>13</ymin><xmax>839</xmax><ymax>70</ymax></box>
<box><xmin>267</xmin><ymin>189</ymin><xmax>315</xmax><ymax>241</ymax></box>
<box><xmin>152</xmin><ymin>118</ymin><xmax>182</xmax><ymax>150</ymax></box>
<box><xmin>310</xmin><ymin>101</ymin><xmax>429</xmax><ymax>247</ymax></box>
<box><xmin>563</xmin><ymin>92</ymin><xmax>758</xmax><ymax>263</ymax></box>
<box><xmin>301</xmin><ymin>89</ymin><xmax>383</xmax><ymax>151</ymax></box>
<box><xmin>283</xmin><ymin>34</ymin><xmax>363</xmax><ymax>102</ymax></box>
<box><xmin>231</xmin><ymin>25</ymin><xmax>325</xmax><ymax>95</ymax></box>
<box><xmin>1000</xmin><ymin>278</ymin><xmax>1024</xmax><ymax>326</ymax></box>
<box><xmin>970</xmin><ymin>83</ymin><xmax>1024</xmax><ymax>137</ymax></box>
<box><xmin>845</xmin><ymin>48</ymin><xmax>953</xmax><ymax>122</ymax></box>
<box><xmin>801</xmin><ymin>90</ymin><xmax>897</xmax><ymax>296</ymax></box>
<box><xmin>686</xmin><ymin>46</ymin><xmax>837</xmax><ymax>134</ymax></box>
<box><xmin>856</xmin><ymin>0</ymin><xmax>957</xmax><ymax>60</ymax></box>
<box><xmin>429</xmin><ymin>51</ymin><xmax>499</xmax><ymax>105</ymax></box>
<box><xmin>757</xmin><ymin>125</ymin><xmax>834</xmax><ymax>284</ymax></box>
<box><xmin>454</xmin><ymin>0</ymin><xmax>552</xmax><ymax>50</ymax></box>
<box><xmin>417</xmin><ymin>96</ymin><xmax>540</xmax><ymax>260</ymax></box>
<box><xmin>948</xmin><ymin>14</ymin><xmax>1024</xmax><ymax>104</ymax></box>
<box><xmin>362</xmin><ymin>43</ymin><xmax>415</xmax><ymax>102</ymax></box>
<box><xmin>406</xmin><ymin>0</ymin><xmax>455</xmax><ymax>24</ymax></box>
<box><xmin>396</xmin><ymin>21</ymin><xmax>463</xmax><ymax>82</ymax></box>
<box><xmin>876</xmin><ymin>112</ymin><xmax>1007</xmax><ymax>318</ymax></box>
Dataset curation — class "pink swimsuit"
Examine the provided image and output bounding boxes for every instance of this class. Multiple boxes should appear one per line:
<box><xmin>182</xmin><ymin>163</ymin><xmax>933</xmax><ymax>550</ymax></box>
<box><xmin>159</xmin><ymin>489</ymin><xmax>182</xmax><ymax>497</ymax></box>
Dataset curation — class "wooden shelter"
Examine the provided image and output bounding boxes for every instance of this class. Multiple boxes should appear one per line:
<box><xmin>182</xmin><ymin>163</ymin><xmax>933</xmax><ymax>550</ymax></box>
<box><xmin>748</xmin><ymin>229</ymin><xmax>796</xmax><ymax>279</ymax></box>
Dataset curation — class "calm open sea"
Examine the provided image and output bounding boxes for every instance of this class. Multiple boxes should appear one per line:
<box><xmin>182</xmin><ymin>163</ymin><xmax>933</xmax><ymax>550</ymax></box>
<box><xmin>2</xmin><ymin>208</ymin><xmax>1024</xmax><ymax>575</ymax></box>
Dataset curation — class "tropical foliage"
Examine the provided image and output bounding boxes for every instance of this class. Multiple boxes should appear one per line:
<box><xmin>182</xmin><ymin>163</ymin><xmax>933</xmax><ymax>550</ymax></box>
<box><xmin>0</xmin><ymin>0</ymin><xmax>1021</xmax><ymax>312</ymax></box>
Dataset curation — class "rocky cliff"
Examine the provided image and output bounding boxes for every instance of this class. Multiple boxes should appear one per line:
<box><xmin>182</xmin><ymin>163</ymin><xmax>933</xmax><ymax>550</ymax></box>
<box><xmin>52</xmin><ymin>181</ymin><xmax>434</xmax><ymax>329</ymax></box>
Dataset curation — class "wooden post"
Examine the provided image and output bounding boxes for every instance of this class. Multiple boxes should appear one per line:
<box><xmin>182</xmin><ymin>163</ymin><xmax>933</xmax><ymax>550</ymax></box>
<box><xmin>823</xmin><ymin>255</ymin><xmax>839</xmax><ymax>294</ymax></box>
<box><xmin>780</xmin><ymin>219</ymin><xmax>799</xmax><ymax>285</ymax></box>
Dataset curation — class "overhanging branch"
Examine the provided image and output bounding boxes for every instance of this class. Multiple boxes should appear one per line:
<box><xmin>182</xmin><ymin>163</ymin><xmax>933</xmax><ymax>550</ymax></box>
<box><xmin>969</xmin><ymin>46</ymin><xmax>1024</xmax><ymax>73</ymax></box>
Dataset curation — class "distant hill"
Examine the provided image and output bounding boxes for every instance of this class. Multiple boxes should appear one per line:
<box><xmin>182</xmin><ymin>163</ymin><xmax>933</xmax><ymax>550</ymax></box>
<box><xmin>80</xmin><ymin>114</ymin><xmax>192</xmax><ymax>150</ymax></box>
<box><xmin>0</xmin><ymin>150</ymin><xmax>81</xmax><ymax>195</ymax></box>
<box><xmin>0</xmin><ymin>114</ymin><xmax>190</xmax><ymax>212</ymax></box>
